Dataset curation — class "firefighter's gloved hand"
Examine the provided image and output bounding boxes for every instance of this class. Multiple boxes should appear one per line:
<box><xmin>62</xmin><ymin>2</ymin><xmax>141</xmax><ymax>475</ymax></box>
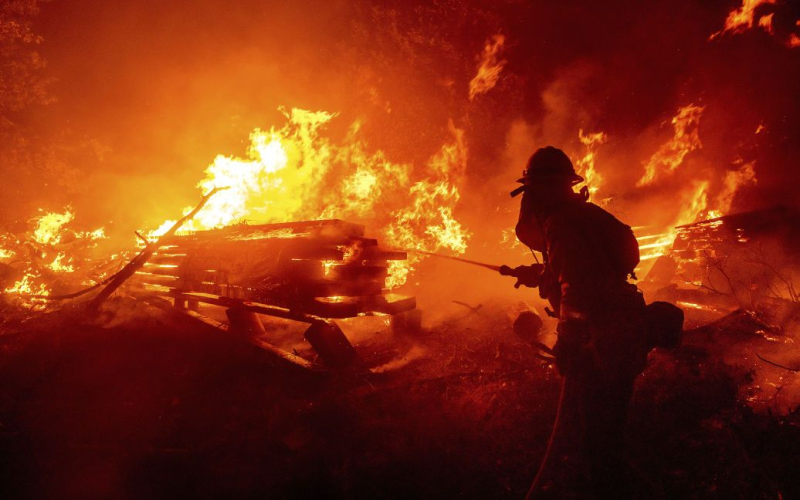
<box><xmin>499</xmin><ymin>265</ymin><xmax>514</xmax><ymax>276</ymax></box>
<box><xmin>499</xmin><ymin>264</ymin><xmax>544</xmax><ymax>289</ymax></box>
<box><xmin>554</xmin><ymin>319</ymin><xmax>590</xmax><ymax>377</ymax></box>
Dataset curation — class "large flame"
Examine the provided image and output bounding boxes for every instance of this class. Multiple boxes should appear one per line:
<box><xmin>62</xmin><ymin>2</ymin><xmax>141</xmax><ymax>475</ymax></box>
<box><xmin>148</xmin><ymin>108</ymin><xmax>470</xmax><ymax>289</ymax></box>
<box><xmin>638</xmin><ymin>181</ymin><xmax>710</xmax><ymax>263</ymax></box>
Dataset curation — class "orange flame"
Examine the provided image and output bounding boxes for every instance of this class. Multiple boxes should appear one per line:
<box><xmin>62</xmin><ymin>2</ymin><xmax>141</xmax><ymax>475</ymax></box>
<box><xmin>638</xmin><ymin>104</ymin><xmax>704</xmax><ymax>186</ymax></box>
<box><xmin>383</xmin><ymin>123</ymin><xmax>470</xmax><ymax>287</ymax></box>
<box><xmin>469</xmin><ymin>35</ymin><xmax>506</xmax><ymax>100</ymax></box>
<box><xmin>146</xmin><ymin>108</ymin><xmax>470</xmax><ymax>290</ymax></box>
<box><xmin>33</xmin><ymin>209</ymin><xmax>74</xmax><ymax>245</ymax></box>
<box><xmin>709</xmin><ymin>0</ymin><xmax>777</xmax><ymax>40</ymax></box>
<box><xmin>789</xmin><ymin>22</ymin><xmax>800</xmax><ymax>47</ymax></box>
<box><xmin>2</xmin><ymin>209</ymin><xmax>106</xmax><ymax>304</ymax></box>
<box><xmin>575</xmin><ymin>129</ymin><xmax>607</xmax><ymax>200</ymax></box>
<box><xmin>758</xmin><ymin>13</ymin><xmax>775</xmax><ymax>35</ymax></box>
<box><xmin>714</xmin><ymin>161</ymin><xmax>757</xmax><ymax>216</ymax></box>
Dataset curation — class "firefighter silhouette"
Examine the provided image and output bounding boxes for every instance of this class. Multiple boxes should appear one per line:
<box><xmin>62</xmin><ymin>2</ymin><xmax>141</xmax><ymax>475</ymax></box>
<box><xmin>503</xmin><ymin>146</ymin><xmax>649</xmax><ymax>498</ymax></box>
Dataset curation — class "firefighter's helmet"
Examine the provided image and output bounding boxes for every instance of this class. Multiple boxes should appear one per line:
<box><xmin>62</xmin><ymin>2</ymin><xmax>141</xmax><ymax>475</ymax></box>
<box><xmin>511</xmin><ymin>146</ymin><xmax>583</xmax><ymax>197</ymax></box>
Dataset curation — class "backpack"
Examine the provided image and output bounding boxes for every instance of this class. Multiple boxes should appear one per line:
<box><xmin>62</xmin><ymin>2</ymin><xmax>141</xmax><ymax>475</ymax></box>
<box><xmin>583</xmin><ymin>202</ymin><xmax>640</xmax><ymax>279</ymax></box>
<box><xmin>613</xmin><ymin>220</ymin><xmax>640</xmax><ymax>279</ymax></box>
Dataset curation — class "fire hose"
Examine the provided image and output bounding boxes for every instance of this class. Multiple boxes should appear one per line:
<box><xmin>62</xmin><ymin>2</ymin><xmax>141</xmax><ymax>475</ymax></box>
<box><xmin>406</xmin><ymin>249</ymin><xmax>503</xmax><ymax>272</ymax></box>
<box><xmin>409</xmin><ymin>248</ymin><xmax>563</xmax><ymax>498</ymax></box>
<box><xmin>525</xmin><ymin>378</ymin><xmax>568</xmax><ymax>499</ymax></box>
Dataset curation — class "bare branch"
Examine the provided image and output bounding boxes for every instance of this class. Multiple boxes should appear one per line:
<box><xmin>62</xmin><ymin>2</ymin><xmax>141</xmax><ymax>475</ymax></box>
<box><xmin>88</xmin><ymin>187</ymin><xmax>227</xmax><ymax>309</ymax></box>
<box><xmin>756</xmin><ymin>352</ymin><xmax>800</xmax><ymax>372</ymax></box>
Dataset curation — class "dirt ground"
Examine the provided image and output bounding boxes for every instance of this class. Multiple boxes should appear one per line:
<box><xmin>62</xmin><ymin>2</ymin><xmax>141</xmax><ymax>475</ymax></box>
<box><xmin>0</xmin><ymin>298</ymin><xmax>798</xmax><ymax>499</ymax></box>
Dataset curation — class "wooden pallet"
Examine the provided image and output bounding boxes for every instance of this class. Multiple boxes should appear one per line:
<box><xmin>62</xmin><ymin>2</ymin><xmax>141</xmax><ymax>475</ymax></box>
<box><xmin>129</xmin><ymin>219</ymin><xmax>419</xmax><ymax>369</ymax></box>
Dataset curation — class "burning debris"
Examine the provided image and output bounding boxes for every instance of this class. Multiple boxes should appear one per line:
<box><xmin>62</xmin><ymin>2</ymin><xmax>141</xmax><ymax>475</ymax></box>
<box><xmin>1</xmin><ymin>107</ymin><xmax>472</xmax><ymax>310</ymax></box>
<box><xmin>132</xmin><ymin>219</ymin><xmax>417</xmax><ymax>369</ymax></box>
<box><xmin>643</xmin><ymin>206</ymin><xmax>800</xmax><ymax>328</ymax></box>
<box><xmin>0</xmin><ymin>208</ymin><xmax>109</xmax><ymax>308</ymax></box>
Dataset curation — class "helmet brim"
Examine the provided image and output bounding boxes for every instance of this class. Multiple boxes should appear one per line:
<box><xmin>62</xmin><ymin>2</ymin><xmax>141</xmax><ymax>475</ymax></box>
<box><xmin>515</xmin><ymin>172</ymin><xmax>585</xmax><ymax>185</ymax></box>
<box><xmin>511</xmin><ymin>173</ymin><xmax>584</xmax><ymax>198</ymax></box>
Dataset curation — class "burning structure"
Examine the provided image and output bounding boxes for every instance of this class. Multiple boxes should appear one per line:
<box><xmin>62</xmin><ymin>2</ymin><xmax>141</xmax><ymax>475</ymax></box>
<box><xmin>0</xmin><ymin>0</ymin><xmax>799</xmax><ymax>498</ymax></box>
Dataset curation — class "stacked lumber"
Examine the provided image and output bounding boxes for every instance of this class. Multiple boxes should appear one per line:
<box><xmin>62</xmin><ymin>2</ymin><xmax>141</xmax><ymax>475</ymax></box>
<box><xmin>130</xmin><ymin>219</ymin><xmax>415</xmax><ymax>319</ymax></box>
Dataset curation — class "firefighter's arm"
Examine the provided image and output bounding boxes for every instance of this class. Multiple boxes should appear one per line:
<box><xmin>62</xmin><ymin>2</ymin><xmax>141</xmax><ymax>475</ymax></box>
<box><xmin>499</xmin><ymin>264</ymin><xmax>545</xmax><ymax>289</ymax></box>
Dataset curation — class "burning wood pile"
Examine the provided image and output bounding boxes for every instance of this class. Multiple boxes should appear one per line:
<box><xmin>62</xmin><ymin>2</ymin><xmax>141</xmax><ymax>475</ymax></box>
<box><xmin>130</xmin><ymin>218</ymin><xmax>415</xmax><ymax>318</ymax></box>
<box><xmin>128</xmin><ymin>219</ymin><xmax>417</xmax><ymax>370</ymax></box>
<box><xmin>643</xmin><ymin>206</ymin><xmax>800</xmax><ymax>325</ymax></box>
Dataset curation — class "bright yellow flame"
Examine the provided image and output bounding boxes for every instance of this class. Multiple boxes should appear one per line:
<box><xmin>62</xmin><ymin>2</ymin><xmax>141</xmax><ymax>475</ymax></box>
<box><xmin>76</xmin><ymin>227</ymin><xmax>107</xmax><ymax>240</ymax></box>
<box><xmin>47</xmin><ymin>253</ymin><xmax>74</xmax><ymax>273</ymax></box>
<box><xmin>2</xmin><ymin>209</ymin><xmax>106</xmax><ymax>304</ymax></box>
<box><xmin>33</xmin><ymin>209</ymin><xmax>74</xmax><ymax>245</ymax></box>
<box><xmin>382</xmin><ymin>123</ymin><xmax>470</xmax><ymax>287</ymax></box>
<box><xmin>4</xmin><ymin>272</ymin><xmax>49</xmax><ymax>300</ymax></box>
<box><xmin>676</xmin><ymin>181</ymin><xmax>710</xmax><ymax>227</ymax></box>
<box><xmin>322</xmin><ymin>260</ymin><xmax>337</xmax><ymax>277</ymax></box>
<box><xmin>640</xmin><ymin>181</ymin><xmax>710</xmax><ymax>264</ymax></box>
<box><xmin>143</xmin><ymin>108</ymin><xmax>470</xmax><ymax>290</ymax></box>
<box><xmin>385</xmin><ymin>260</ymin><xmax>411</xmax><ymax>290</ymax></box>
